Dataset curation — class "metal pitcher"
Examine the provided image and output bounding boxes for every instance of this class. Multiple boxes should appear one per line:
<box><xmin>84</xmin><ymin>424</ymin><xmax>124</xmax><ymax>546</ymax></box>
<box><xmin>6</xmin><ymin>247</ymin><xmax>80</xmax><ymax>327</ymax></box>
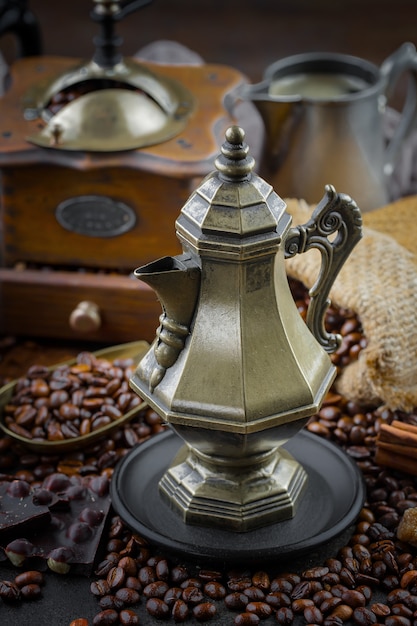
<box><xmin>241</xmin><ymin>43</ymin><xmax>417</xmax><ymax>212</ymax></box>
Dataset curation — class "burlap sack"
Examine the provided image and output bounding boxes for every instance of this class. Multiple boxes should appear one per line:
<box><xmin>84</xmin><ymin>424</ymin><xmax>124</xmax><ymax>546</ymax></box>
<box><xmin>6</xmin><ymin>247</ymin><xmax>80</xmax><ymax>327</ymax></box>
<box><xmin>284</xmin><ymin>196</ymin><xmax>417</xmax><ymax>411</ymax></box>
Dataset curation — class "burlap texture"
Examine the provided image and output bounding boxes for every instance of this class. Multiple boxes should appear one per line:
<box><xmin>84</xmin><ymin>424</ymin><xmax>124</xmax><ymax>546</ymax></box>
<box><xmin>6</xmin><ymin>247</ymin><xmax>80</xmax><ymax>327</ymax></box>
<box><xmin>284</xmin><ymin>197</ymin><xmax>417</xmax><ymax>411</ymax></box>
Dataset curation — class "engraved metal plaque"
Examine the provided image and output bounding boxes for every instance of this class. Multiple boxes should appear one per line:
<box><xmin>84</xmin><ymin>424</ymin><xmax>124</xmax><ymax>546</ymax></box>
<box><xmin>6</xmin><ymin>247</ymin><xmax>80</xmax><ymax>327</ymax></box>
<box><xmin>56</xmin><ymin>195</ymin><xmax>136</xmax><ymax>238</ymax></box>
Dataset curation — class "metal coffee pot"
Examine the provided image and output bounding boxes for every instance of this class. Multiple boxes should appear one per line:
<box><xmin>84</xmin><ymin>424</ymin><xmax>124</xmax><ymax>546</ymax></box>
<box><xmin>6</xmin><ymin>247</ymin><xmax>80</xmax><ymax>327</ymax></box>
<box><xmin>129</xmin><ymin>126</ymin><xmax>362</xmax><ymax>533</ymax></box>
<box><xmin>241</xmin><ymin>43</ymin><xmax>417</xmax><ymax>212</ymax></box>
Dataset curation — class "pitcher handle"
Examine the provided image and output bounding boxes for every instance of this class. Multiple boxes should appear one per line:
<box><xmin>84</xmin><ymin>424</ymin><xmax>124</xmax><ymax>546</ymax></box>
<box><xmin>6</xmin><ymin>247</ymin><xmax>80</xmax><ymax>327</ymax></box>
<box><xmin>380</xmin><ymin>42</ymin><xmax>417</xmax><ymax>177</ymax></box>
<box><xmin>284</xmin><ymin>185</ymin><xmax>363</xmax><ymax>353</ymax></box>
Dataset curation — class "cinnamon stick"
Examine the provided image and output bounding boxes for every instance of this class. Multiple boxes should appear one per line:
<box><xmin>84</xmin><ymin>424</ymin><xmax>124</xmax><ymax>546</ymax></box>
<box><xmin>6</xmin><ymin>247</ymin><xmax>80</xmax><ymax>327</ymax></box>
<box><xmin>375</xmin><ymin>447</ymin><xmax>417</xmax><ymax>476</ymax></box>
<box><xmin>378</xmin><ymin>421</ymin><xmax>417</xmax><ymax>447</ymax></box>
<box><xmin>375</xmin><ymin>420</ymin><xmax>417</xmax><ymax>476</ymax></box>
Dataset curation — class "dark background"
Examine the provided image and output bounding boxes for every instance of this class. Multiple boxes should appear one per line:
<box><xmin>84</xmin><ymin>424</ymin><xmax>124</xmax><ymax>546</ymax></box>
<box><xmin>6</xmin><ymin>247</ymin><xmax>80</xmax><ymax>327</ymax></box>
<box><xmin>1</xmin><ymin>0</ymin><xmax>417</xmax><ymax>84</ymax></box>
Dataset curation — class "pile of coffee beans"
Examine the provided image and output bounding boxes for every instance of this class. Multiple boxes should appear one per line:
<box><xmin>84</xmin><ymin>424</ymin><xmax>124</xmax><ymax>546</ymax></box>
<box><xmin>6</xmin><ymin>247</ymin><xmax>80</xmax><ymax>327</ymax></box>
<box><xmin>2</xmin><ymin>351</ymin><xmax>143</xmax><ymax>442</ymax></box>
<box><xmin>2</xmin><ymin>278</ymin><xmax>417</xmax><ymax>625</ymax></box>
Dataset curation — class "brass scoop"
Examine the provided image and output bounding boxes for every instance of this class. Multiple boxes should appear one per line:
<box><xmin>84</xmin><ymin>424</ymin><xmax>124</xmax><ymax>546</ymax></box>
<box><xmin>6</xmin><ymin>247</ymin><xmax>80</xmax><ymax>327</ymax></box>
<box><xmin>0</xmin><ymin>341</ymin><xmax>149</xmax><ymax>454</ymax></box>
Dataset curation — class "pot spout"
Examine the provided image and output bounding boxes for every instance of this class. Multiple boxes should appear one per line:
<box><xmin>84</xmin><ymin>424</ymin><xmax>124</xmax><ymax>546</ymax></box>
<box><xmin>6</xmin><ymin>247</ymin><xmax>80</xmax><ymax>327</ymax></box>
<box><xmin>134</xmin><ymin>253</ymin><xmax>201</xmax><ymax>390</ymax></box>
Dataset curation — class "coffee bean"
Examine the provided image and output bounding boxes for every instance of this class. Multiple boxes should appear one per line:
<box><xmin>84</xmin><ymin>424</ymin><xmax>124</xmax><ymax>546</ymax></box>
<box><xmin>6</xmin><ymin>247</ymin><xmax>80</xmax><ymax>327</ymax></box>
<box><xmin>225</xmin><ymin>592</ymin><xmax>249</xmax><ymax>611</ymax></box>
<box><xmin>252</xmin><ymin>571</ymin><xmax>270</xmax><ymax>590</ymax></box>
<box><xmin>20</xmin><ymin>583</ymin><xmax>42</xmax><ymax>600</ymax></box>
<box><xmin>204</xmin><ymin>581</ymin><xmax>226</xmax><ymax>599</ymax></box>
<box><xmin>243</xmin><ymin>586</ymin><xmax>265</xmax><ymax>601</ymax></box>
<box><xmin>98</xmin><ymin>595</ymin><xmax>124</xmax><ymax>611</ymax></box>
<box><xmin>182</xmin><ymin>585</ymin><xmax>204</xmax><ymax>605</ymax></box>
<box><xmin>119</xmin><ymin>609</ymin><xmax>139</xmax><ymax>625</ymax></box>
<box><xmin>385</xmin><ymin>617</ymin><xmax>412</xmax><ymax>626</ymax></box>
<box><xmin>92</xmin><ymin>609</ymin><xmax>119</xmax><ymax>625</ymax></box>
<box><xmin>143</xmin><ymin>580</ymin><xmax>169</xmax><ymax>598</ymax></box>
<box><xmin>115</xmin><ymin>587</ymin><xmax>141</xmax><ymax>605</ymax></box>
<box><xmin>275</xmin><ymin>606</ymin><xmax>294</xmax><ymax>625</ymax></box>
<box><xmin>171</xmin><ymin>598</ymin><xmax>189</xmax><ymax>622</ymax></box>
<box><xmin>265</xmin><ymin>591</ymin><xmax>291</xmax><ymax>609</ymax></box>
<box><xmin>0</xmin><ymin>580</ymin><xmax>21</xmax><ymax>602</ymax></box>
<box><xmin>353</xmin><ymin>607</ymin><xmax>377</xmax><ymax>626</ymax></box>
<box><xmin>246</xmin><ymin>600</ymin><xmax>272</xmax><ymax>618</ymax></box>
<box><xmin>304</xmin><ymin>604</ymin><xmax>324</xmax><ymax>624</ymax></box>
<box><xmin>14</xmin><ymin>570</ymin><xmax>44</xmax><ymax>588</ymax></box>
<box><xmin>192</xmin><ymin>601</ymin><xmax>217</xmax><ymax>621</ymax></box>
<box><xmin>146</xmin><ymin>597</ymin><xmax>170</xmax><ymax>619</ymax></box>
<box><xmin>155</xmin><ymin>558</ymin><xmax>170</xmax><ymax>581</ymax></box>
<box><xmin>164</xmin><ymin>586</ymin><xmax>183</xmax><ymax>607</ymax></box>
<box><xmin>234</xmin><ymin>613</ymin><xmax>260</xmax><ymax>625</ymax></box>
<box><xmin>341</xmin><ymin>589</ymin><xmax>366</xmax><ymax>607</ymax></box>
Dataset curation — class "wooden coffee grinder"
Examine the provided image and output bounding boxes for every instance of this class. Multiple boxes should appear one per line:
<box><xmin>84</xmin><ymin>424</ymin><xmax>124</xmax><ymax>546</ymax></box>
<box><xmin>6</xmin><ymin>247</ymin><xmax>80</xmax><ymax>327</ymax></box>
<box><xmin>0</xmin><ymin>0</ymin><xmax>247</xmax><ymax>343</ymax></box>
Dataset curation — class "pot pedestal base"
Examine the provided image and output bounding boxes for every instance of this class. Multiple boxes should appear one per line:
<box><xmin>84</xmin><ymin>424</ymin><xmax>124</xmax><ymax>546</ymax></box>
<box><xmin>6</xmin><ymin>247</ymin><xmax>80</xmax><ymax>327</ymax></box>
<box><xmin>111</xmin><ymin>428</ymin><xmax>365</xmax><ymax>565</ymax></box>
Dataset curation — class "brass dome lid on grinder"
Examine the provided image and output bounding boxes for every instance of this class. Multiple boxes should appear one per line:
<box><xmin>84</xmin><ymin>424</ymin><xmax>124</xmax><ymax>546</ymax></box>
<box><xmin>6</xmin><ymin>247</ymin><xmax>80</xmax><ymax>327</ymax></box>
<box><xmin>24</xmin><ymin>0</ymin><xmax>195</xmax><ymax>151</ymax></box>
<box><xmin>111</xmin><ymin>126</ymin><xmax>365</xmax><ymax>563</ymax></box>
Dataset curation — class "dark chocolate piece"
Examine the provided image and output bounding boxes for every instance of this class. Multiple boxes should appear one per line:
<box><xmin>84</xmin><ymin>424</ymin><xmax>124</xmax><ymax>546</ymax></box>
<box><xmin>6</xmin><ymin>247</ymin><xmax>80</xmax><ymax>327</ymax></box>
<box><xmin>0</xmin><ymin>473</ymin><xmax>111</xmax><ymax>576</ymax></box>
<box><xmin>0</xmin><ymin>481</ymin><xmax>51</xmax><ymax>535</ymax></box>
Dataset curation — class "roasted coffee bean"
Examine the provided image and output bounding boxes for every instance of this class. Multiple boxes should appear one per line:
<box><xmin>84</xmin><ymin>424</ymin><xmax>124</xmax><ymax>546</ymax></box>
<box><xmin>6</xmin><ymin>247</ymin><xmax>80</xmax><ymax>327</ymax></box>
<box><xmin>323</xmin><ymin>616</ymin><xmax>344</xmax><ymax>626</ymax></box>
<box><xmin>234</xmin><ymin>613</ymin><xmax>260</xmax><ymax>625</ymax></box>
<box><xmin>91</xmin><ymin>580</ymin><xmax>111</xmax><ymax>597</ymax></box>
<box><xmin>303</xmin><ymin>565</ymin><xmax>329</xmax><ymax>579</ymax></box>
<box><xmin>146</xmin><ymin>597</ymin><xmax>170</xmax><ymax>619</ymax></box>
<box><xmin>20</xmin><ymin>583</ymin><xmax>42</xmax><ymax>600</ymax></box>
<box><xmin>320</xmin><ymin>596</ymin><xmax>343</xmax><ymax>613</ymax></box>
<box><xmin>292</xmin><ymin>597</ymin><xmax>314</xmax><ymax>613</ymax></box>
<box><xmin>204</xmin><ymin>580</ymin><xmax>227</xmax><ymax>599</ymax></box>
<box><xmin>119</xmin><ymin>609</ymin><xmax>139</xmax><ymax>626</ymax></box>
<box><xmin>225</xmin><ymin>592</ymin><xmax>249</xmax><ymax>611</ymax></box>
<box><xmin>115</xmin><ymin>587</ymin><xmax>141</xmax><ymax>605</ymax></box>
<box><xmin>163</xmin><ymin>586</ymin><xmax>183</xmax><ymax>607</ymax></box>
<box><xmin>143</xmin><ymin>580</ymin><xmax>170</xmax><ymax>598</ymax></box>
<box><xmin>352</xmin><ymin>607</ymin><xmax>377</xmax><ymax>626</ymax></box>
<box><xmin>192</xmin><ymin>601</ymin><xmax>217</xmax><ymax>621</ymax></box>
<box><xmin>14</xmin><ymin>570</ymin><xmax>44</xmax><ymax>588</ymax></box>
<box><xmin>275</xmin><ymin>606</ymin><xmax>294</xmax><ymax>625</ymax></box>
<box><xmin>341</xmin><ymin>588</ymin><xmax>366</xmax><ymax>607</ymax></box>
<box><xmin>98</xmin><ymin>595</ymin><xmax>124</xmax><ymax>611</ymax></box>
<box><xmin>304</xmin><ymin>604</ymin><xmax>324</xmax><ymax>623</ymax></box>
<box><xmin>270</xmin><ymin>578</ymin><xmax>293</xmax><ymax>593</ymax></box>
<box><xmin>314</xmin><ymin>589</ymin><xmax>333</xmax><ymax>605</ymax></box>
<box><xmin>155</xmin><ymin>558</ymin><xmax>170</xmax><ymax>581</ymax></box>
<box><xmin>252</xmin><ymin>571</ymin><xmax>270</xmax><ymax>590</ymax></box>
<box><xmin>171</xmin><ymin>565</ymin><xmax>189</xmax><ymax>585</ymax></box>
<box><xmin>330</xmin><ymin>603</ymin><xmax>354</xmax><ymax>621</ymax></box>
<box><xmin>291</xmin><ymin>581</ymin><xmax>311</xmax><ymax>599</ymax></box>
<box><xmin>138</xmin><ymin>565</ymin><xmax>157</xmax><ymax>585</ymax></box>
<box><xmin>370</xmin><ymin>602</ymin><xmax>391</xmax><ymax>617</ymax></box>
<box><xmin>385</xmin><ymin>617</ymin><xmax>412</xmax><ymax>626</ymax></box>
<box><xmin>387</xmin><ymin>588</ymin><xmax>411</xmax><ymax>605</ymax></box>
<box><xmin>92</xmin><ymin>609</ymin><xmax>119</xmax><ymax>625</ymax></box>
<box><xmin>171</xmin><ymin>598</ymin><xmax>189</xmax><ymax>622</ymax></box>
<box><xmin>182</xmin><ymin>585</ymin><xmax>204</xmax><ymax>605</ymax></box>
<box><xmin>246</xmin><ymin>600</ymin><xmax>272</xmax><ymax>618</ymax></box>
<box><xmin>243</xmin><ymin>586</ymin><xmax>265</xmax><ymax>601</ymax></box>
<box><xmin>117</xmin><ymin>556</ymin><xmax>137</xmax><ymax>577</ymax></box>
<box><xmin>69</xmin><ymin>620</ymin><xmax>89</xmax><ymax>626</ymax></box>
<box><xmin>0</xmin><ymin>580</ymin><xmax>21</xmax><ymax>602</ymax></box>
<box><xmin>265</xmin><ymin>591</ymin><xmax>291</xmax><ymax>608</ymax></box>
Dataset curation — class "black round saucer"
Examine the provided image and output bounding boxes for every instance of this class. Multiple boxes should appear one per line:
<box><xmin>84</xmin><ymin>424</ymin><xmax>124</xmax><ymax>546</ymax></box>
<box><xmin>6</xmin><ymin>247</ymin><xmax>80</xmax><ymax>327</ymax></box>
<box><xmin>111</xmin><ymin>428</ymin><xmax>365</xmax><ymax>565</ymax></box>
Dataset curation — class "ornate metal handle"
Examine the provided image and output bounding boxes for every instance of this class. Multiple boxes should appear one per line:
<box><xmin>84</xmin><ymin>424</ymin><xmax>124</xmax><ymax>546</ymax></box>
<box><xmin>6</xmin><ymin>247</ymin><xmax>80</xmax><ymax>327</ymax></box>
<box><xmin>284</xmin><ymin>185</ymin><xmax>363</xmax><ymax>353</ymax></box>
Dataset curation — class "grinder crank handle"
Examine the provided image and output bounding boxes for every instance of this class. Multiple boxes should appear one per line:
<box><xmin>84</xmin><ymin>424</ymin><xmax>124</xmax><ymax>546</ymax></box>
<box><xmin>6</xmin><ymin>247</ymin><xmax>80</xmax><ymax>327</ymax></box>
<box><xmin>284</xmin><ymin>185</ymin><xmax>363</xmax><ymax>353</ymax></box>
<box><xmin>91</xmin><ymin>0</ymin><xmax>154</xmax><ymax>67</ymax></box>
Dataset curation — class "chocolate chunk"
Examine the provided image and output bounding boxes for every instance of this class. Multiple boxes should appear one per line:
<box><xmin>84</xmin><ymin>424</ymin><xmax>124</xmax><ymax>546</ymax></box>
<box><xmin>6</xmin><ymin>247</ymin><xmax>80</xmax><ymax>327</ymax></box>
<box><xmin>0</xmin><ymin>473</ymin><xmax>111</xmax><ymax>575</ymax></box>
<box><xmin>0</xmin><ymin>481</ymin><xmax>51</xmax><ymax>536</ymax></box>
